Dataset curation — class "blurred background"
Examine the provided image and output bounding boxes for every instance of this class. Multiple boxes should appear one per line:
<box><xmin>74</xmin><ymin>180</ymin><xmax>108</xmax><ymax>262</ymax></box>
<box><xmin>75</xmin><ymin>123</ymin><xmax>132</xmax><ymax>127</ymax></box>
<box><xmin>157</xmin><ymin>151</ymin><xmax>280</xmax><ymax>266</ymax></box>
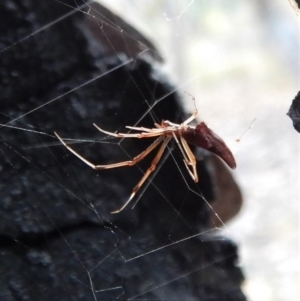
<box><xmin>98</xmin><ymin>0</ymin><xmax>299</xmax><ymax>300</ymax></box>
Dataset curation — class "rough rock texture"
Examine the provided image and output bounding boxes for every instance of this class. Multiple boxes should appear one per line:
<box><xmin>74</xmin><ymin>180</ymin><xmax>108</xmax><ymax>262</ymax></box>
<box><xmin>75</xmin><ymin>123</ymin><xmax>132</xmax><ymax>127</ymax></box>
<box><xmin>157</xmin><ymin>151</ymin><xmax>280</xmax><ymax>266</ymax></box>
<box><xmin>0</xmin><ymin>1</ymin><xmax>245</xmax><ymax>300</ymax></box>
<box><xmin>287</xmin><ymin>91</ymin><xmax>300</xmax><ymax>133</ymax></box>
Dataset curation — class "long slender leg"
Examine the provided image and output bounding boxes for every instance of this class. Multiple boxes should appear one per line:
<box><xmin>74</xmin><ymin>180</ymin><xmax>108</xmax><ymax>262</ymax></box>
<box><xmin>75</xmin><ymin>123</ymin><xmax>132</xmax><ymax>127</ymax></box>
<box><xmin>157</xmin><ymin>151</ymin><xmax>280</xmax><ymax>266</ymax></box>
<box><xmin>93</xmin><ymin>123</ymin><xmax>165</xmax><ymax>138</ymax></box>
<box><xmin>180</xmin><ymin>137</ymin><xmax>198</xmax><ymax>182</ymax></box>
<box><xmin>171</xmin><ymin>132</ymin><xmax>198</xmax><ymax>182</ymax></box>
<box><xmin>182</xmin><ymin>93</ymin><xmax>198</xmax><ymax>125</ymax></box>
<box><xmin>126</xmin><ymin>126</ymin><xmax>165</xmax><ymax>133</ymax></box>
<box><xmin>171</xmin><ymin>132</ymin><xmax>189</xmax><ymax>163</ymax></box>
<box><xmin>126</xmin><ymin>126</ymin><xmax>156</xmax><ymax>132</ymax></box>
<box><xmin>111</xmin><ymin>137</ymin><xmax>172</xmax><ymax>214</ymax></box>
<box><xmin>54</xmin><ymin>132</ymin><xmax>164</xmax><ymax>170</ymax></box>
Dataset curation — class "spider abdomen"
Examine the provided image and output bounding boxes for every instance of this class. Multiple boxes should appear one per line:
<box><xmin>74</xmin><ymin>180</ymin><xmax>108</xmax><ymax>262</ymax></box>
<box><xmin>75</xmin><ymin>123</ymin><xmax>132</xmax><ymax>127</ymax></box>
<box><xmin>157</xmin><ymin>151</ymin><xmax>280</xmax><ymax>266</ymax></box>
<box><xmin>182</xmin><ymin>122</ymin><xmax>236</xmax><ymax>169</ymax></box>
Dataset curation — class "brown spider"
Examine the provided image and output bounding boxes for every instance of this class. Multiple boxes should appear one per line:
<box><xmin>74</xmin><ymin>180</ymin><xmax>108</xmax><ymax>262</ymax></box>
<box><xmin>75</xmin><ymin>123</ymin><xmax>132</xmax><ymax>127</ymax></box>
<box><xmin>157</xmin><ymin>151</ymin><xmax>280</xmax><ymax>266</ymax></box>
<box><xmin>54</xmin><ymin>97</ymin><xmax>236</xmax><ymax>214</ymax></box>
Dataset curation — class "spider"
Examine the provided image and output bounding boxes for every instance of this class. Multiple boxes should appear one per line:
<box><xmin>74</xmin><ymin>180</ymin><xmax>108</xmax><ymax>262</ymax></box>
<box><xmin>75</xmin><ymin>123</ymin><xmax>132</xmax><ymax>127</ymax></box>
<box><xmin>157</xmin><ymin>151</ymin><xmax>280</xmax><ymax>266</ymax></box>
<box><xmin>54</xmin><ymin>96</ymin><xmax>236</xmax><ymax>214</ymax></box>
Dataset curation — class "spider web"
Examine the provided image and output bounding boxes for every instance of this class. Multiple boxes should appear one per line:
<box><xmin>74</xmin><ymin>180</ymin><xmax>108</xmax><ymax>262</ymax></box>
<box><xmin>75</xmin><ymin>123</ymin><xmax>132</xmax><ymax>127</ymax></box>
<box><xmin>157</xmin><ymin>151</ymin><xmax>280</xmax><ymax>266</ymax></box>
<box><xmin>0</xmin><ymin>1</ymin><xmax>299</xmax><ymax>301</ymax></box>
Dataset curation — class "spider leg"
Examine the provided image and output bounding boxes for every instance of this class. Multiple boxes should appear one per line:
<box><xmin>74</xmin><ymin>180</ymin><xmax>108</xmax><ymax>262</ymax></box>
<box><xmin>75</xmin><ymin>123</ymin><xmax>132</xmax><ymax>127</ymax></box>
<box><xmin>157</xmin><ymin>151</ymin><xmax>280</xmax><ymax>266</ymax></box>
<box><xmin>93</xmin><ymin>123</ymin><xmax>145</xmax><ymax>138</ymax></box>
<box><xmin>93</xmin><ymin>123</ymin><xmax>165</xmax><ymax>138</ymax></box>
<box><xmin>171</xmin><ymin>133</ymin><xmax>198</xmax><ymax>182</ymax></box>
<box><xmin>126</xmin><ymin>126</ymin><xmax>165</xmax><ymax>133</ymax></box>
<box><xmin>111</xmin><ymin>137</ymin><xmax>172</xmax><ymax>214</ymax></box>
<box><xmin>182</xmin><ymin>93</ymin><xmax>198</xmax><ymax>125</ymax></box>
<box><xmin>179</xmin><ymin>136</ymin><xmax>198</xmax><ymax>182</ymax></box>
<box><xmin>54</xmin><ymin>131</ymin><xmax>165</xmax><ymax>170</ymax></box>
<box><xmin>171</xmin><ymin>133</ymin><xmax>190</xmax><ymax>163</ymax></box>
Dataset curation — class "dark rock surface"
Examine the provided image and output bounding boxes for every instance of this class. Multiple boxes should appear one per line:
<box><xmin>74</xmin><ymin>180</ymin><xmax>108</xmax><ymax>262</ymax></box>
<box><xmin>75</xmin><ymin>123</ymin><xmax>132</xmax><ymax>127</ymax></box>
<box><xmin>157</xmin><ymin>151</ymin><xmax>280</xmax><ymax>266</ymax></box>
<box><xmin>0</xmin><ymin>1</ymin><xmax>245</xmax><ymax>300</ymax></box>
<box><xmin>287</xmin><ymin>91</ymin><xmax>300</xmax><ymax>133</ymax></box>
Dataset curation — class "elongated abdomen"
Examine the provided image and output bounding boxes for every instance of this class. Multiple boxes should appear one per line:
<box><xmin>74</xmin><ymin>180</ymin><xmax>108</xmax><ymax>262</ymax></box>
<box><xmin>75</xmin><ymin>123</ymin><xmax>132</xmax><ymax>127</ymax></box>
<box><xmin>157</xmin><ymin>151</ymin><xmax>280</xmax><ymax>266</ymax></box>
<box><xmin>182</xmin><ymin>122</ymin><xmax>236</xmax><ymax>169</ymax></box>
